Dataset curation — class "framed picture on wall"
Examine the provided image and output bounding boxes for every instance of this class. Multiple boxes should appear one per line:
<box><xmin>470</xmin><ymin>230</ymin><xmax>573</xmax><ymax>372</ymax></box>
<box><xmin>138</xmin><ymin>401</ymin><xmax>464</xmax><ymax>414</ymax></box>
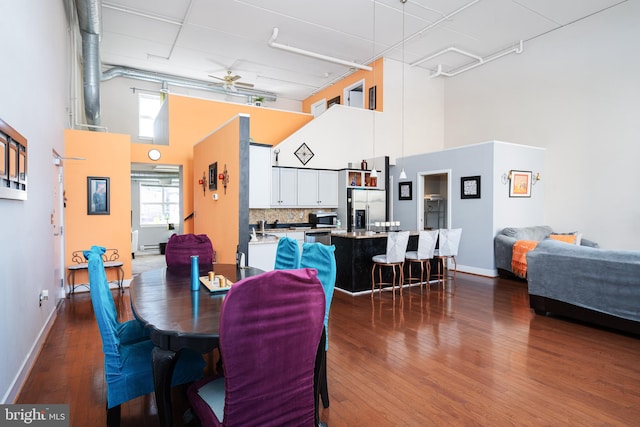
<box><xmin>208</xmin><ymin>162</ymin><xmax>218</xmax><ymax>190</ymax></box>
<box><xmin>368</xmin><ymin>86</ymin><xmax>377</xmax><ymax>110</ymax></box>
<box><xmin>87</xmin><ymin>176</ymin><xmax>110</xmax><ymax>215</ymax></box>
<box><xmin>509</xmin><ymin>170</ymin><xmax>532</xmax><ymax>198</ymax></box>
<box><xmin>327</xmin><ymin>96</ymin><xmax>340</xmax><ymax>108</ymax></box>
<box><xmin>399</xmin><ymin>181</ymin><xmax>412</xmax><ymax>200</ymax></box>
<box><xmin>461</xmin><ymin>176</ymin><xmax>481</xmax><ymax>199</ymax></box>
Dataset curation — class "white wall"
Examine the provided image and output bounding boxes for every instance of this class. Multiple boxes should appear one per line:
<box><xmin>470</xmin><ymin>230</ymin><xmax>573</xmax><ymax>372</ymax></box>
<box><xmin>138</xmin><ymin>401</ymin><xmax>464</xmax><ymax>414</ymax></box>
<box><xmin>273</xmin><ymin>58</ymin><xmax>444</xmax><ymax>170</ymax></box>
<box><xmin>0</xmin><ymin>0</ymin><xmax>69</xmax><ymax>402</ymax></box>
<box><xmin>443</xmin><ymin>1</ymin><xmax>640</xmax><ymax>249</ymax></box>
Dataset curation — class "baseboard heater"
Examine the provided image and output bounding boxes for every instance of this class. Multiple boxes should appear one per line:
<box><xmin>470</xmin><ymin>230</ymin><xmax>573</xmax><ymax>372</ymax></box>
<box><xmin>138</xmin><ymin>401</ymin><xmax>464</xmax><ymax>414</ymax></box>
<box><xmin>141</xmin><ymin>244</ymin><xmax>160</xmax><ymax>251</ymax></box>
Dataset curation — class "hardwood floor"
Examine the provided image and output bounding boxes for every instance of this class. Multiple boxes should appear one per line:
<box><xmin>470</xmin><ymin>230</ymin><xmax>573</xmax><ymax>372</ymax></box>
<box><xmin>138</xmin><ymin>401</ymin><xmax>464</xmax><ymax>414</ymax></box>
<box><xmin>16</xmin><ymin>273</ymin><xmax>640</xmax><ymax>426</ymax></box>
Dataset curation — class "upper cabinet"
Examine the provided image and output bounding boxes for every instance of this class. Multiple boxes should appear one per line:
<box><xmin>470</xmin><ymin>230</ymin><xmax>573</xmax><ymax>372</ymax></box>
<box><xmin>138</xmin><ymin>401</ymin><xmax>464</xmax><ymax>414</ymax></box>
<box><xmin>297</xmin><ymin>169</ymin><xmax>338</xmax><ymax>208</ymax></box>
<box><xmin>271</xmin><ymin>167</ymin><xmax>298</xmax><ymax>207</ymax></box>
<box><xmin>249</xmin><ymin>145</ymin><xmax>271</xmax><ymax>208</ymax></box>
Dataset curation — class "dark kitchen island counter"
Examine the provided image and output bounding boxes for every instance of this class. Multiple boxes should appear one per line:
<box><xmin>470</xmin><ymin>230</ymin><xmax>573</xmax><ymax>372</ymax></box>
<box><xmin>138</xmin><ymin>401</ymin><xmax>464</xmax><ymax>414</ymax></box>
<box><xmin>332</xmin><ymin>231</ymin><xmax>421</xmax><ymax>293</ymax></box>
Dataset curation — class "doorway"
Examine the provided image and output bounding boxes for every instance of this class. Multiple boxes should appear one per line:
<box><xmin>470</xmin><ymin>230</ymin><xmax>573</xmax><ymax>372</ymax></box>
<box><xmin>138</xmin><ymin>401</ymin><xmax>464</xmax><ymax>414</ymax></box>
<box><xmin>416</xmin><ymin>170</ymin><xmax>451</xmax><ymax>231</ymax></box>
<box><xmin>343</xmin><ymin>79</ymin><xmax>365</xmax><ymax>108</ymax></box>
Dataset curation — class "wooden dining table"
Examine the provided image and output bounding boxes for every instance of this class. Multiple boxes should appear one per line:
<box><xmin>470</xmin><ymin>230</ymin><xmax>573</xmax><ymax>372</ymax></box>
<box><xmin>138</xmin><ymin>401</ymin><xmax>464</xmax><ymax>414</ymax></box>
<box><xmin>130</xmin><ymin>263</ymin><xmax>264</xmax><ymax>427</ymax></box>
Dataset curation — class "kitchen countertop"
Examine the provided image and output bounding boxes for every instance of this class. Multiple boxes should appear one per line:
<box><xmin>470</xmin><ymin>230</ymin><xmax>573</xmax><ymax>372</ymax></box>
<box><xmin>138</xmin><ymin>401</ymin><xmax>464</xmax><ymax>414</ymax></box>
<box><xmin>332</xmin><ymin>230</ymin><xmax>419</xmax><ymax>239</ymax></box>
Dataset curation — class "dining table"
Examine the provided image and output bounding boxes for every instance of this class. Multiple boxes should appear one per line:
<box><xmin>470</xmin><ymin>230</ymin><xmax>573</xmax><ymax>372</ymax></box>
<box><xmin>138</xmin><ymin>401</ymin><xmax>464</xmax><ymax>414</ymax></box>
<box><xmin>130</xmin><ymin>263</ymin><xmax>265</xmax><ymax>427</ymax></box>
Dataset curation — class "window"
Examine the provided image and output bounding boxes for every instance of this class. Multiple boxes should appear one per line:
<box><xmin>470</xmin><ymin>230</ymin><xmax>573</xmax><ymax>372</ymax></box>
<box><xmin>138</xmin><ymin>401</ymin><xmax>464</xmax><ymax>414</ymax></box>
<box><xmin>138</xmin><ymin>93</ymin><xmax>162</xmax><ymax>139</ymax></box>
<box><xmin>139</xmin><ymin>184</ymin><xmax>179</xmax><ymax>226</ymax></box>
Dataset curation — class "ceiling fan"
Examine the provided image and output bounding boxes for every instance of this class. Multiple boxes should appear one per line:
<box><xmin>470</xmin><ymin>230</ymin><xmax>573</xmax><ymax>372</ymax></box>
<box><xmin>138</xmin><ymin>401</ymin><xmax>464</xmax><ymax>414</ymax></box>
<box><xmin>208</xmin><ymin>70</ymin><xmax>254</xmax><ymax>92</ymax></box>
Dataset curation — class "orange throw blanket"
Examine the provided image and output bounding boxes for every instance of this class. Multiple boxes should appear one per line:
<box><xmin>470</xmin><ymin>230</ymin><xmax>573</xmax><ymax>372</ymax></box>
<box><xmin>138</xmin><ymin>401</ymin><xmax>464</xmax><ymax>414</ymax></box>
<box><xmin>511</xmin><ymin>240</ymin><xmax>538</xmax><ymax>278</ymax></box>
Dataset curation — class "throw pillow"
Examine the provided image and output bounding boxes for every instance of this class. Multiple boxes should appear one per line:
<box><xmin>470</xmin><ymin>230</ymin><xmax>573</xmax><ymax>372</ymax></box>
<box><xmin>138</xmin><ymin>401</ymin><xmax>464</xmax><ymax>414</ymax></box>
<box><xmin>549</xmin><ymin>232</ymin><xmax>581</xmax><ymax>245</ymax></box>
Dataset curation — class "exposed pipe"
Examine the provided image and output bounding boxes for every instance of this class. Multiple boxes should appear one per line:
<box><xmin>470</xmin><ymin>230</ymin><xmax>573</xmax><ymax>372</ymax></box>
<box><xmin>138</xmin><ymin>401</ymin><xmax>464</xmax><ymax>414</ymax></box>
<box><xmin>75</xmin><ymin>0</ymin><xmax>102</xmax><ymax>127</ymax></box>
<box><xmin>428</xmin><ymin>41</ymin><xmax>524</xmax><ymax>78</ymax></box>
<box><xmin>268</xmin><ymin>27</ymin><xmax>372</xmax><ymax>72</ymax></box>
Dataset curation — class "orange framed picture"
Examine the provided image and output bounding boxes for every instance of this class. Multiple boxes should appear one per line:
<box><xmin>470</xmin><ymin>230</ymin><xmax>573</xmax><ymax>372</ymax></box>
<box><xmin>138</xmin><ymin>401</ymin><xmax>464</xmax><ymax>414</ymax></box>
<box><xmin>509</xmin><ymin>170</ymin><xmax>531</xmax><ymax>198</ymax></box>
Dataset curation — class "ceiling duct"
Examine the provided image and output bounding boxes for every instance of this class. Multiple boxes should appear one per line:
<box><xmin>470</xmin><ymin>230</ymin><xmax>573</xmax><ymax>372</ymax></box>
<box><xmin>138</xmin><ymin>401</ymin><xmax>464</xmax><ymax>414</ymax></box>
<box><xmin>75</xmin><ymin>0</ymin><xmax>102</xmax><ymax>128</ymax></box>
<box><xmin>131</xmin><ymin>171</ymin><xmax>179</xmax><ymax>180</ymax></box>
<box><xmin>101</xmin><ymin>66</ymin><xmax>277</xmax><ymax>101</ymax></box>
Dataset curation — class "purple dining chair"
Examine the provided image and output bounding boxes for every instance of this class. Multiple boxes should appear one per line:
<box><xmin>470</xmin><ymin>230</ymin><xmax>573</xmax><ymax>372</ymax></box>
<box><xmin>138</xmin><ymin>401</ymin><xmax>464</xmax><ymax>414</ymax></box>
<box><xmin>187</xmin><ymin>268</ymin><xmax>326</xmax><ymax>427</ymax></box>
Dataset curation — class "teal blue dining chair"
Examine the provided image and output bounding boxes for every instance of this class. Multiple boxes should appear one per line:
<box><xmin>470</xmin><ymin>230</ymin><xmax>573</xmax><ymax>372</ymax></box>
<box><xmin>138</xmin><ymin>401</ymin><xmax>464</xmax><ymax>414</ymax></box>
<box><xmin>274</xmin><ymin>236</ymin><xmax>300</xmax><ymax>270</ymax></box>
<box><xmin>300</xmin><ymin>242</ymin><xmax>336</xmax><ymax>409</ymax></box>
<box><xmin>85</xmin><ymin>246</ymin><xmax>206</xmax><ymax>425</ymax></box>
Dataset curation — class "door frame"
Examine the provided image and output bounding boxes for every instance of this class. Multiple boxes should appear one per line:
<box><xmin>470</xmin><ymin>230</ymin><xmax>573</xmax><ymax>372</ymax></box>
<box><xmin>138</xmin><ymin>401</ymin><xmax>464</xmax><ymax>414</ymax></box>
<box><xmin>343</xmin><ymin>79</ymin><xmax>365</xmax><ymax>108</ymax></box>
<box><xmin>415</xmin><ymin>169</ymin><xmax>451</xmax><ymax>232</ymax></box>
<box><xmin>52</xmin><ymin>150</ymin><xmax>65</xmax><ymax>300</ymax></box>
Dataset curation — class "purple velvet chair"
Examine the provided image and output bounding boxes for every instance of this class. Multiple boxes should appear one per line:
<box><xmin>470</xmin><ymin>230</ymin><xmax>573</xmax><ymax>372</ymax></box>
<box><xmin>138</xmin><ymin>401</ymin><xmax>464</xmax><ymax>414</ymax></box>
<box><xmin>165</xmin><ymin>233</ymin><xmax>214</xmax><ymax>267</ymax></box>
<box><xmin>187</xmin><ymin>268</ymin><xmax>326</xmax><ymax>427</ymax></box>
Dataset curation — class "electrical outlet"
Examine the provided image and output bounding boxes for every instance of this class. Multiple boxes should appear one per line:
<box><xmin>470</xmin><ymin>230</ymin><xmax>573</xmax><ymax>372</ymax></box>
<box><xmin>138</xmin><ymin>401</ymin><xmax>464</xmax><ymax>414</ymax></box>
<box><xmin>299</xmin><ymin>212</ymin><xmax>303</xmax><ymax>219</ymax></box>
<box><xmin>39</xmin><ymin>290</ymin><xmax>49</xmax><ymax>307</ymax></box>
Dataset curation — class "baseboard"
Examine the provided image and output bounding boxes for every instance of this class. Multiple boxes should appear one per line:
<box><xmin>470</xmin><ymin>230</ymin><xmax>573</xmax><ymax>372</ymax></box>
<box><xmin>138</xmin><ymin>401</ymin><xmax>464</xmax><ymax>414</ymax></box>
<box><xmin>2</xmin><ymin>301</ymin><xmax>59</xmax><ymax>403</ymax></box>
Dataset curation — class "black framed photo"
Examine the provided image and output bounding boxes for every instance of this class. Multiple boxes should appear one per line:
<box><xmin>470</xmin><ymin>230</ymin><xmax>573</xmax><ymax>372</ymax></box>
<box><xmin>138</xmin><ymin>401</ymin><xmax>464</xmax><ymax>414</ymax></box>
<box><xmin>399</xmin><ymin>181</ymin><xmax>412</xmax><ymax>200</ymax></box>
<box><xmin>461</xmin><ymin>175</ymin><xmax>481</xmax><ymax>199</ymax></box>
<box><xmin>368</xmin><ymin>86</ymin><xmax>377</xmax><ymax>110</ymax></box>
<box><xmin>87</xmin><ymin>176</ymin><xmax>110</xmax><ymax>215</ymax></box>
<box><xmin>208</xmin><ymin>162</ymin><xmax>217</xmax><ymax>191</ymax></box>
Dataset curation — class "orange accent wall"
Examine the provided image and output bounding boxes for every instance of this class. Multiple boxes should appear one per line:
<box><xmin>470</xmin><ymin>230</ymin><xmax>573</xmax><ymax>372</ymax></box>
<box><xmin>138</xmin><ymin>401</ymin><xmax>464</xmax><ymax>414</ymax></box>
<box><xmin>64</xmin><ymin>130</ymin><xmax>132</xmax><ymax>284</ymax></box>
<box><xmin>193</xmin><ymin>116</ymin><xmax>245</xmax><ymax>264</ymax></box>
<box><xmin>302</xmin><ymin>58</ymin><xmax>384</xmax><ymax>113</ymax></box>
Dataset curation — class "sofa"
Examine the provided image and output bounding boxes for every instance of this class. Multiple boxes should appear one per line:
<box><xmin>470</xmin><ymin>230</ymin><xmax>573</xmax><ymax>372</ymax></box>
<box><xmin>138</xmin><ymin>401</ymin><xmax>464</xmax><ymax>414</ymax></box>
<box><xmin>527</xmin><ymin>239</ymin><xmax>640</xmax><ymax>335</ymax></box>
<box><xmin>494</xmin><ymin>225</ymin><xmax>598</xmax><ymax>278</ymax></box>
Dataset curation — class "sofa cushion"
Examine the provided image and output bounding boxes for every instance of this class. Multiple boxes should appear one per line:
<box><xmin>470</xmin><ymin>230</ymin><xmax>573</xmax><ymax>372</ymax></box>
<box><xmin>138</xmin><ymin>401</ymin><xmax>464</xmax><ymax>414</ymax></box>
<box><xmin>501</xmin><ymin>225</ymin><xmax>553</xmax><ymax>242</ymax></box>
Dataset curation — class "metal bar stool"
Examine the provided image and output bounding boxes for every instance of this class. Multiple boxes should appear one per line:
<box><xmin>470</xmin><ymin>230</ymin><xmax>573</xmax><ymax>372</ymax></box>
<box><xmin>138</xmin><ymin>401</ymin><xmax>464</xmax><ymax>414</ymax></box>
<box><xmin>405</xmin><ymin>230</ymin><xmax>439</xmax><ymax>292</ymax></box>
<box><xmin>433</xmin><ymin>228</ymin><xmax>462</xmax><ymax>293</ymax></box>
<box><xmin>371</xmin><ymin>231</ymin><xmax>410</xmax><ymax>298</ymax></box>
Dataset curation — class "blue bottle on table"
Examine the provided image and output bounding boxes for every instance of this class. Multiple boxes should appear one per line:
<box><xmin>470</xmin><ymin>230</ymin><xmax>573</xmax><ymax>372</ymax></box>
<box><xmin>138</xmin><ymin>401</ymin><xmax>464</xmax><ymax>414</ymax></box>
<box><xmin>191</xmin><ymin>255</ymin><xmax>200</xmax><ymax>291</ymax></box>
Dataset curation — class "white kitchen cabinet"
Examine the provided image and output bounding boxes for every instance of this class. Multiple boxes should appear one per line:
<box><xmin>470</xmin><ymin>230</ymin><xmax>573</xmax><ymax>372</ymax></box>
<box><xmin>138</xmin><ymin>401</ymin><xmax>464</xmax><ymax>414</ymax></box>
<box><xmin>296</xmin><ymin>169</ymin><xmax>338</xmax><ymax>208</ymax></box>
<box><xmin>249</xmin><ymin>145</ymin><xmax>271</xmax><ymax>208</ymax></box>
<box><xmin>248</xmin><ymin>242</ymin><xmax>277</xmax><ymax>271</ymax></box>
<box><xmin>271</xmin><ymin>167</ymin><xmax>297</xmax><ymax>207</ymax></box>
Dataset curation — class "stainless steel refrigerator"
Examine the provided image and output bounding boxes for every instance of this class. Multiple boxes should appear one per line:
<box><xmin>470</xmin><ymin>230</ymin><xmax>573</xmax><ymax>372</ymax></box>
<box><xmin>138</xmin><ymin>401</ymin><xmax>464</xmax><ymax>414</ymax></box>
<box><xmin>346</xmin><ymin>188</ymin><xmax>386</xmax><ymax>232</ymax></box>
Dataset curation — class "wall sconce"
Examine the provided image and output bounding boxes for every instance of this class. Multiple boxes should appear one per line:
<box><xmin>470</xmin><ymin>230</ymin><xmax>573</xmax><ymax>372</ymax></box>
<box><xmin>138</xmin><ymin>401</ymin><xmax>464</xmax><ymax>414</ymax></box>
<box><xmin>501</xmin><ymin>171</ymin><xmax>512</xmax><ymax>185</ymax></box>
<box><xmin>531</xmin><ymin>172</ymin><xmax>541</xmax><ymax>185</ymax></box>
<box><xmin>198</xmin><ymin>172</ymin><xmax>207</xmax><ymax>196</ymax></box>
<box><xmin>218</xmin><ymin>164</ymin><xmax>230</xmax><ymax>194</ymax></box>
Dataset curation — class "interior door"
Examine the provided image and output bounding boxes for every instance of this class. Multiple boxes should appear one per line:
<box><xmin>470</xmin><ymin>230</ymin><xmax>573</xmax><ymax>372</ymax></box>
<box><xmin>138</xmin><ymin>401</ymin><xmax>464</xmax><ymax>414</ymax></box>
<box><xmin>52</xmin><ymin>152</ymin><xmax>65</xmax><ymax>299</ymax></box>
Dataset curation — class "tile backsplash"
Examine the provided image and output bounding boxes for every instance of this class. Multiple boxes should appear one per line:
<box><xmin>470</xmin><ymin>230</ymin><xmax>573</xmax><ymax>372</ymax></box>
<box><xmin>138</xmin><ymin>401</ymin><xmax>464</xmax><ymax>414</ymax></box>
<box><xmin>249</xmin><ymin>208</ymin><xmax>336</xmax><ymax>225</ymax></box>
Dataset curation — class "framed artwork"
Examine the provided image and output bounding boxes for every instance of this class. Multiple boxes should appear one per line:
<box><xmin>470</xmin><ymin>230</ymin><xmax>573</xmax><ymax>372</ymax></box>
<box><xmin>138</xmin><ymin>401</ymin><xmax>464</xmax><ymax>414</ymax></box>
<box><xmin>461</xmin><ymin>175</ymin><xmax>481</xmax><ymax>199</ymax></box>
<box><xmin>368</xmin><ymin>86</ymin><xmax>377</xmax><ymax>110</ymax></box>
<box><xmin>327</xmin><ymin>96</ymin><xmax>340</xmax><ymax>108</ymax></box>
<box><xmin>87</xmin><ymin>176</ymin><xmax>110</xmax><ymax>215</ymax></box>
<box><xmin>509</xmin><ymin>170</ymin><xmax>532</xmax><ymax>198</ymax></box>
<box><xmin>399</xmin><ymin>181</ymin><xmax>412</xmax><ymax>201</ymax></box>
<box><xmin>208</xmin><ymin>162</ymin><xmax>218</xmax><ymax>190</ymax></box>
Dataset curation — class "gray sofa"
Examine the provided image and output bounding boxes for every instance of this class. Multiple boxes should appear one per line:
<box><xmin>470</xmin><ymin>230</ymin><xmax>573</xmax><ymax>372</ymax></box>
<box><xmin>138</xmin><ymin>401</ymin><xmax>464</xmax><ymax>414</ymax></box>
<box><xmin>494</xmin><ymin>225</ymin><xmax>598</xmax><ymax>277</ymax></box>
<box><xmin>527</xmin><ymin>239</ymin><xmax>640</xmax><ymax>335</ymax></box>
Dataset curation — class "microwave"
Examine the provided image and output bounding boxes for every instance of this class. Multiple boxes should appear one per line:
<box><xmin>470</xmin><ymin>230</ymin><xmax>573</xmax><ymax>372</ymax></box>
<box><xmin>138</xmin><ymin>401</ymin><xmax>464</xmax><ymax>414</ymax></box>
<box><xmin>309</xmin><ymin>212</ymin><xmax>338</xmax><ymax>228</ymax></box>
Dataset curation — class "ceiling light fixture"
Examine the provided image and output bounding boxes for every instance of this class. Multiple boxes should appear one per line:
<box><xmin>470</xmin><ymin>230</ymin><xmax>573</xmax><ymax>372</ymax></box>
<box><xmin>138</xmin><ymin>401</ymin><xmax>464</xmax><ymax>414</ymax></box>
<box><xmin>399</xmin><ymin>0</ymin><xmax>407</xmax><ymax>180</ymax></box>
<box><xmin>268</xmin><ymin>28</ymin><xmax>372</xmax><ymax>72</ymax></box>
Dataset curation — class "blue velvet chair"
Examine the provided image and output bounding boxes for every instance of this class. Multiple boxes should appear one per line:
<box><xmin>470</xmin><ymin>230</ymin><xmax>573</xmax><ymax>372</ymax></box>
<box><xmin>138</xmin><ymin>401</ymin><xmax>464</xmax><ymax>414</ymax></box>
<box><xmin>85</xmin><ymin>246</ymin><xmax>206</xmax><ymax>425</ymax></box>
<box><xmin>187</xmin><ymin>269</ymin><xmax>326</xmax><ymax>427</ymax></box>
<box><xmin>300</xmin><ymin>242</ymin><xmax>336</xmax><ymax>409</ymax></box>
<box><xmin>274</xmin><ymin>236</ymin><xmax>300</xmax><ymax>270</ymax></box>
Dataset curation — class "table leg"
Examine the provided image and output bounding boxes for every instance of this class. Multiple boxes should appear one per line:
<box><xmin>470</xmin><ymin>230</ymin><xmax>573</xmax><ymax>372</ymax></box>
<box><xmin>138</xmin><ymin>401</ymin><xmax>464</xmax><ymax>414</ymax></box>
<box><xmin>152</xmin><ymin>346</ymin><xmax>179</xmax><ymax>427</ymax></box>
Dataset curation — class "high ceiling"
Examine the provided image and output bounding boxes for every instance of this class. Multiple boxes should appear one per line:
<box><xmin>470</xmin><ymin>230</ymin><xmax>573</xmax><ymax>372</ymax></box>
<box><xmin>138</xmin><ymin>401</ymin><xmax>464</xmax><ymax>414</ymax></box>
<box><xmin>100</xmin><ymin>0</ymin><xmax>625</xmax><ymax>102</ymax></box>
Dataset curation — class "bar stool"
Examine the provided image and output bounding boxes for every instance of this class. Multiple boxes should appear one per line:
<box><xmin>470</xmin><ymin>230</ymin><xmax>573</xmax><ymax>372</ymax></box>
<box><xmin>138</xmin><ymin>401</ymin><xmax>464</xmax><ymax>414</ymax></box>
<box><xmin>371</xmin><ymin>231</ymin><xmax>410</xmax><ymax>298</ymax></box>
<box><xmin>405</xmin><ymin>230</ymin><xmax>439</xmax><ymax>291</ymax></box>
<box><xmin>434</xmin><ymin>228</ymin><xmax>462</xmax><ymax>293</ymax></box>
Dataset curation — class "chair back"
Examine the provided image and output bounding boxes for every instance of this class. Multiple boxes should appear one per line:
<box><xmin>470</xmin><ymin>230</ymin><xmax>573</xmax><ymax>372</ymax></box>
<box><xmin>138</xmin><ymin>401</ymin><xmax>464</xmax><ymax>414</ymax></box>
<box><xmin>417</xmin><ymin>230</ymin><xmax>439</xmax><ymax>259</ymax></box>
<box><xmin>85</xmin><ymin>246</ymin><xmax>122</xmax><ymax>360</ymax></box>
<box><xmin>219</xmin><ymin>269</ymin><xmax>325</xmax><ymax>426</ymax></box>
<box><xmin>300</xmin><ymin>243</ymin><xmax>337</xmax><ymax>350</ymax></box>
<box><xmin>274</xmin><ymin>236</ymin><xmax>300</xmax><ymax>270</ymax></box>
<box><xmin>165</xmin><ymin>233</ymin><xmax>214</xmax><ymax>267</ymax></box>
<box><xmin>385</xmin><ymin>231</ymin><xmax>410</xmax><ymax>263</ymax></box>
<box><xmin>438</xmin><ymin>228</ymin><xmax>462</xmax><ymax>256</ymax></box>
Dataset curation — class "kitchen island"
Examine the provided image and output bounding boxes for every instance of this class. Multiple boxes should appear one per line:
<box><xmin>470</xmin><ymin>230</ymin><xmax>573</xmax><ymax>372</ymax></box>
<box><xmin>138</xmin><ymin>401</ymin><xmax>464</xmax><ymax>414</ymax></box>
<box><xmin>332</xmin><ymin>231</ymin><xmax>428</xmax><ymax>293</ymax></box>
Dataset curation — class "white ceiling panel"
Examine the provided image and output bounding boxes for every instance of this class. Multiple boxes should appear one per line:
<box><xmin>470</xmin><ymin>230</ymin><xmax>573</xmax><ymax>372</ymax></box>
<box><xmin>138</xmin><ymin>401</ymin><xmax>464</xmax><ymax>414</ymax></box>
<box><xmin>95</xmin><ymin>0</ymin><xmax>628</xmax><ymax>101</ymax></box>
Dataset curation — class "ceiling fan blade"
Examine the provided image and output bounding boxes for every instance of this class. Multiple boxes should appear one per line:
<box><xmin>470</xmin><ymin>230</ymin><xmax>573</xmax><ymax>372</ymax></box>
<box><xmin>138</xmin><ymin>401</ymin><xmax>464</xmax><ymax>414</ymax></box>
<box><xmin>235</xmin><ymin>82</ymin><xmax>254</xmax><ymax>88</ymax></box>
<box><xmin>208</xmin><ymin>75</ymin><xmax>226</xmax><ymax>82</ymax></box>
<box><xmin>230</xmin><ymin>75</ymin><xmax>242</xmax><ymax>82</ymax></box>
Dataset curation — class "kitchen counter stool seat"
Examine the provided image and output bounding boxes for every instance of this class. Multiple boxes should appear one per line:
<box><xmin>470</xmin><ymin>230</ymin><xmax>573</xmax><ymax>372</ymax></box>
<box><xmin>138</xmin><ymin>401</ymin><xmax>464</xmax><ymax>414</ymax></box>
<box><xmin>371</xmin><ymin>231</ymin><xmax>410</xmax><ymax>298</ymax></box>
